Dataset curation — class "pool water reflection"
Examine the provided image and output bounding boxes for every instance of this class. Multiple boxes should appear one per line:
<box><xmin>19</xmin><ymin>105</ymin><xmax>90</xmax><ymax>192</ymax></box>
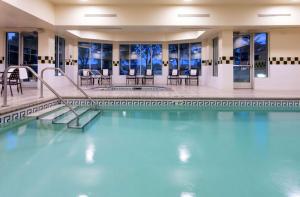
<box><xmin>1</xmin><ymin>109</ymin><xmax>300</xmax><ymax>197</ymax></box>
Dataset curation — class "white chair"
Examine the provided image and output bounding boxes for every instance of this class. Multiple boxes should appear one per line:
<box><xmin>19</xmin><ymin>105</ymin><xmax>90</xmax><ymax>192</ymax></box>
<box><xmin>126</xmin><ymin>69</ymin><xmax>136</xmax><ymax>85</ymax></box>
<box><xmin>188</xmin><ymin>69</ymin><xmax>199</xmax><ymax>86</ymax></box>
<box><xmin>79</xmin><ymin>69</ymin><xmax>92</xmax><ymax>86</ymax></box>
<box><xmin>101</xmin><ymin>69</ymin><xmax>112</xmax><ymax>85</ymax></box>
<box><xmin>144</xmin><ymin>69</ymin><xmax>154</xmax><ymax>85</ymax></box>
<box><xmin>167</xmin><ymin>69</ymin><xmax>179</xmax><ymax>85</ymax></box>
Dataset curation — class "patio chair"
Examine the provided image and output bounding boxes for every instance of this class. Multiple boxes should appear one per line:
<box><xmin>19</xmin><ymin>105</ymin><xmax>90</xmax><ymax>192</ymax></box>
<box><xmin>188</xmin><ymin>69</ymin><xmax>199</xmax><ymax>86</ymax></box>
<box><xmin>90</xmin><ymin>70</ymin><xmax>101</xmax><ymax>85</ymax></box>
<box><xmin>167</xmin><ymin>69</ymin><xmax>179</xmax><ymax>85</ymax></box>
<box><xmin>79</xmin><ymin>69</ymin><xmax>92</xmax><ymax>86</ymax></box>
<box><xmin>144</xmin><ymin>69</ymin><xmax>154</xmax><ymax>85</ymax></box>
<box><xmin>1</xmin><ymin>68</ymin><xmax>23</xmax><ymax>96</ymax></box>
<box><xmin>126</xmin><ymin>69</ymin><xmax>136</xmax><ymax>85</ymax></box>
<box><xmin>100</xmin><ymin>69</ymin><xmax>112</xmax><ymax>85</ymax></box>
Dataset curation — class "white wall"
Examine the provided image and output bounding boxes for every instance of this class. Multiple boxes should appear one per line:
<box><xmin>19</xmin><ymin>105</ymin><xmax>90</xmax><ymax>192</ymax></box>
<box><xmin>255</xmin><ymin>65</ymin><xmax>300</xmax><ymax>90</ymax></box>
<box><xmin>254</xmin><ymin>29</ymin><xmax>300</xmax><ymax>90</ymax></box>
<box><xmin>2</xmin><ymin>0</ymin><xmax>55</xmax><ymax>24</ymax></box>
<box><xmin>0</xmin><ymin>30</ymin><xmax>5</xmax><ymax>72</ymax></box>
<box><xmin>55</xmin><ymin>5</ymin><xmax>300</xmax><ymax>27</ymax></box>
<box><xmin>204</xmin><ymin>30</ymin><xmax>234</xmax><ymax>90</ymax></box>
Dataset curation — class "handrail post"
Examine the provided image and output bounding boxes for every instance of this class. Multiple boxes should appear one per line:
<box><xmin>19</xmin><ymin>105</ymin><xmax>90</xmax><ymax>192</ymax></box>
<box><xmin>40</xmin><ymin>67</ymin><xmax>97</xmax><ymax>107</ymax></box>
<box><xmin>2</xmin><ymin>66</ymin><xmax>80</xmax><ymax>126</ymax></box>
<box><xmin>2</xmin><ymin>67</ymin><xmax>9</xmax><ymax>107</ymax></box>
<box><xmin>40</xmin><ymin>69</ymin><xmax>45</xmax><ymax>98</ymax></box>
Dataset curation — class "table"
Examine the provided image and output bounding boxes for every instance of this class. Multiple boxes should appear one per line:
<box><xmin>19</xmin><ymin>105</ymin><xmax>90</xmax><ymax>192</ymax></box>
<box><xmin>135</xmin><ymin>75</ymin><xmax>145</xmax><ymax>85</ymax></box>
<box><xmin>178</xmin><ymin>75</ymin><xmax>189</xmax><ymax>85</ymax></box>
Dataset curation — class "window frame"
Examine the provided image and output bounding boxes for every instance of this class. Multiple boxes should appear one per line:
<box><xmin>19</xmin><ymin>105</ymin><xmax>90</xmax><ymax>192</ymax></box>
<box><xmin>253</xmin><ymin>32</ymin><xmax>269</xmax><ymax>78</ymax></box>
<box><xmin>78</xmin><ymin>41</ymin><xmax>113</xmax><ymax>74</ymax></box>
<box><xmin>168</xmin><ymin>42</ymin><xmax>202</xmax><ymax>76</ymax></box>
<box><xmin>119</xmin><ymin>43</ymin><xmax>163</xmax><ymax>76</ymax></box>
<box><xmin>212</xmin><ymin>37</ymin><xmax>219</xmax><ymax>77</ymax></box>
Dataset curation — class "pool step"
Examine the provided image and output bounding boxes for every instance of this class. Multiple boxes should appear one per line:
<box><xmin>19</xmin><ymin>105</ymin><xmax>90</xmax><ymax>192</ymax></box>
<box><xmin>68</xmin><ymin>109</ymin><xmax>101</xmax><ymax>130</ymax></box>
<box><xmin>33</xmin><ymin>105</ymin><xmax>102</xmax><ymax>131</ymax></box>
<box><xmin>53</xmin><ymin>107</ymin><xmax>90</xmax><ymax>124</ymax></box>
<box><xmin>39</xmin><ymin>107</ymin><xmax>75</xmax><ymax>122</ymax></box>
<box><xmin>28</xmin><ymin>104</ymin><xmax>65</xmax><ymax>118</ymax></box>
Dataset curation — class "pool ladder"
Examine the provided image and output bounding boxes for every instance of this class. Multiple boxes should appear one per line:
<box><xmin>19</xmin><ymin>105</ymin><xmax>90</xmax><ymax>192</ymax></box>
<box><xmin>2</xmin><ymin>65</ymin><xmax>101</xmax><ymax>130</ymax></box>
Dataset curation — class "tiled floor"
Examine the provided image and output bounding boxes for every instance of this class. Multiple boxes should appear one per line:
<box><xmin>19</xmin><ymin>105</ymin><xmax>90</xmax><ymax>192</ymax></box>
<box><xmin>1</xmin><ymin>84</ymin><xmax>300</xmax><ymax>113</ymax></box>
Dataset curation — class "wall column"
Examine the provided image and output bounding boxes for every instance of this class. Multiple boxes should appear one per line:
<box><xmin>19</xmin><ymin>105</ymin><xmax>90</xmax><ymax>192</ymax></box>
<box><xmin>201</xmin><ymin>39</ymin><xmax>211</xmax><ymax>86</ymax></box>
<box><xmin>218</xmin><ymin>30</ymin><xmax>234</xmax><ymax>90</ymax></box>
<box><xmin>112</xmin><ymin>42</ymin><xmax>123</xmax><ymax>84</ymax></box>
<box><xmin>0</xmin><ymin>30</ymin><xmax>5</xmax><ymax>72</ymax></box>
<box><xmin>38</xmin><ymin>30</ymin><xmax>55</xmax><ymax>88</ymax></box>
<box><xmin>160</xmin><ymin>42</ymin><xmax>169</xmax><ymax>85</ymax></box>
<box><xmin>65</xmin><ymin>39</ymin><xmax>78</xmax><ymax>83</ymax></box>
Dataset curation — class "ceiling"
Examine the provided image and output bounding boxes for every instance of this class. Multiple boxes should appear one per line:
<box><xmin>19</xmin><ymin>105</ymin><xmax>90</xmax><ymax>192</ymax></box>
<box><xmin>0</xmin><ymin>1</ymin><xmax>52</xmax><ymax>30</ymax></box>
<box><xmin>49</xmin><ymin>0</ymin><xmax>300</xmax><ymax>5</ymax></box>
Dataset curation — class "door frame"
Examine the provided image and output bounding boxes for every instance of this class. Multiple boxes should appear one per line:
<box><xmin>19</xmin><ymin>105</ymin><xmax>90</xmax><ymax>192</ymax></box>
<box><xmin>233</xmin><ymin>33</ymin><xmax>254</xmax><ymax>89</ymax></box>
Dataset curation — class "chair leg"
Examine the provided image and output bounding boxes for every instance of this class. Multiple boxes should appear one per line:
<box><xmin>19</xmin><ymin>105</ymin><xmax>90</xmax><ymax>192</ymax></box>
<box><xmin>19</xmin><ymin>83</ymin><xmax>23</xmax><ymax>94</ymax></box>
<box><xmin>9</xmin><ymin>85</ymin><xmax>13</xmax><ymax>96</ymax></box>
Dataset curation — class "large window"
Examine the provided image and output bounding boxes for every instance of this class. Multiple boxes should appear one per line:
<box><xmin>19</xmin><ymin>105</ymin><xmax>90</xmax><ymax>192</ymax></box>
<box><xmin>55</xmin><ymin>36</ymin><xmax>65</xmax><ymax>75</ymax></box>
<box><xmin>78</xmin><ymin>42</ymin><xmax>113</xmax><ymax>73</ymax></box>
<box><xmin>254</xmin><ymin>33</ymin><xmax>268</xmax><ymax>78</ymax></box>
<box><xmin>213</xmin><ymin>38</ymin><xmax>219</xmax><ymax>77</ymax></box>
<box><xmin>168</xmin><ymin>42</ymin><xmax>202</xmax><ymax>75</ymax></box>
<box><xmin>6</xmin><ymin>32</ymin><xmax>19</xmax><ymax>66</ymax></box>
<box><xmin>119</xmin><ymin>44</ymin><xmax>162</xmax><ymax>75</ymax></box>
<box><xmin>6</xmin><ymin>32</ymin><xmax>38</xmax><ymax>79</ymax></box>
<box><xmin>23</xmin><ymin>32</ymin><xmax>38</xmax><ymax>80</ymax></box>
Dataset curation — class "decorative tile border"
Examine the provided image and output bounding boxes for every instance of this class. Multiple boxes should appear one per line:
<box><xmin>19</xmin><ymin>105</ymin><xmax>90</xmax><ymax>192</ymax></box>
<box><xmin>66</xmin><ymin>59</ymin><xmax>77</xmax><ymax>66</ymax></box>
<box><xmin>163</xmin><ymin>61</ymin><xmax>169</xmax><ymax>67</ymax></box>
<box><xmin>218</xmin><ymin>56</ymin><xmax>234</xmax><ymax>65</ymax></box>
<box><xmin>113</xmin><ymin>61</ymin><xmax>119</xmax><ymax>67</ymax></box>
<box><xmin>269</xmin><ymin>57</ymin><xmax>300</xmax><ymax>65</ymax></box>
<box><xmin>64</xmin><ymin>98</ymin><xmax>300</xmax><ymax>109</ymax></box>
<box><xmin>0</xmin><ymin>100</ymin><xmax>59</xmax><ymax>126</ymax></box>
<box><xmin>0</xmin><ymin>57</ymin><xmax>4</xmax><ymax>64</ymax></box>
<box><xmin>2</xmin><ymin>98</ymin><xmax>300</xmax><ymax>126</ymax></box>
<box><xmin>202</xmin><ymin>60</ymin><xmax>212</xmax><ymax>66</ymax></box>
<box><xmin>38</xmin><ymin>56</ymin><xmax>55</xmax><ymax>64</ymax></box>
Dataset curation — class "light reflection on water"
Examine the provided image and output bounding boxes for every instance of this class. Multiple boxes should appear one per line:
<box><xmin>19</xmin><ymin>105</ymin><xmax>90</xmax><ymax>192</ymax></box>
<box><xmin>178</xmin><ymin>145</ymin><xmax>191</xmax><ymax>163</ymax></box>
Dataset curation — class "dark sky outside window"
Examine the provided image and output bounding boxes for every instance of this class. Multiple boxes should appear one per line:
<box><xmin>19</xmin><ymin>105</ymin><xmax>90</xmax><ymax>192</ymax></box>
<box><xmin>169</xmin><ymin>43</ymin><xmax>202</xmax><ymax>75</ymax></box>
<box><xmin>120</xmin><ymin>44</ymin><xmax>162</xmax><ymax>75</ymax></box>
<box><xmin>78</xmin><ymin>42</ymin><xmax>113</xmax><ymax>73</ymax></box>
<box><xmin>120</xmin><ymin>44</ymin><xmax>130</xmax><ymax>75</ymax></box>
<box><xmin>254</xmin><ymin>33</ymin><xmax>268</xmax><ymax>77</ymax></box>
<box><xmin>6</xmin><ymin>32</ymin><xmax>19</xmax><ymax>66</ymax></box>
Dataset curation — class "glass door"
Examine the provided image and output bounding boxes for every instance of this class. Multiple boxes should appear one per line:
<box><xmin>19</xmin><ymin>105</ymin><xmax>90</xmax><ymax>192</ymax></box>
<box><xmin>233</xmin><ymin>33</ymin><xmax>253</xmax><ymax>88</ymax></box>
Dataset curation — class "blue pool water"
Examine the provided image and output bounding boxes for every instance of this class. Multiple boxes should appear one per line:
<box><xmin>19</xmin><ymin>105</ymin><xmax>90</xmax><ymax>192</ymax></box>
<box><xmin>1</xmin><ymin>109</ymin><xmax>300</xmax><ymax>197</ymax></box>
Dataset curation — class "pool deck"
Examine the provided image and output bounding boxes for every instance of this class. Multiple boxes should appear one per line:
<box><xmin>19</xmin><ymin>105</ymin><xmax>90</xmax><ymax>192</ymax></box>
<box><xmin>1</xmin><ymin>84</ymin><xmax>300</xmax><ymax>114</ymax></box>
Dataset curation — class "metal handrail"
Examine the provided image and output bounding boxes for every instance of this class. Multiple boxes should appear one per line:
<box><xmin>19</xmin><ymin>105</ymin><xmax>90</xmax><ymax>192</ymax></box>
<box><xmin>2</xmin><ymin>65</ymin><xmax>80</xmax><ymax>126</ymax></box>
<box><xmin>40</xmin><ymin>67</ymin><xmax>97</xmax><ymax>107</ymax></box>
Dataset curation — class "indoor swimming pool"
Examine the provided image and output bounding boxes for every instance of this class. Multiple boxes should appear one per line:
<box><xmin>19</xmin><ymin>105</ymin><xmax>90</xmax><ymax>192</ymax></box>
<box><xmin>1</xmin><ymin>108</ymin><xmax>300</xmax><ymax>197</ymax></box>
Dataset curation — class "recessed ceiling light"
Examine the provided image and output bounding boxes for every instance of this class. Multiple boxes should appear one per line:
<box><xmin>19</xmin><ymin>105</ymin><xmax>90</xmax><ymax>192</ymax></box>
<box><xmin>184</xmin><ymin>0</ymin><xmax>193</xmax><ymax>2</ymax></box>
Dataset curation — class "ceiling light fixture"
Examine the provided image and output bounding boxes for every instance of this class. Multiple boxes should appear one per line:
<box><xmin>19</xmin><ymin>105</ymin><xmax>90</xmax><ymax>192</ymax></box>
<box><xmin>258</xmin><ymin>13</ymin><xmax>291</xmax><ymax>17</ymax></box>
<box><xmin>84</xmin><ymin>14</ymin><xmax>117</xmax><ymax>17</ymax></box>
<box><xmin>178</xmin><ymin>14</ymin><xmax>210</xmax><ymax>17</ymax></box>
